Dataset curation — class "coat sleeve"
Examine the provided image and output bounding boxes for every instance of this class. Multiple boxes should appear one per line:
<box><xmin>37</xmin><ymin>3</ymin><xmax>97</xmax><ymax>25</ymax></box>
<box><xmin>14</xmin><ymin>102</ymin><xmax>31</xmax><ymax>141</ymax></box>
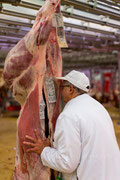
<box><xmin>41</xmin><ymin>112</ymin><xmax>81</xmax><ymax>173</ymax></box>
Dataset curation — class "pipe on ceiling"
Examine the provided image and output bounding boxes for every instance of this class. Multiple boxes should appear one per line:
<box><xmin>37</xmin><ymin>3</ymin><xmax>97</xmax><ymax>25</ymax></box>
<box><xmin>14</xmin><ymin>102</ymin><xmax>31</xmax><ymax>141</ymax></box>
<box><xmin>62</xmin><ymin>0</ymin><xmax>120</xmax><ymax>21</ymax></box>
<box><xmin>0</xmin><ymin>0</ymin><xmax>20</xmax><ymax>3</ymax></box>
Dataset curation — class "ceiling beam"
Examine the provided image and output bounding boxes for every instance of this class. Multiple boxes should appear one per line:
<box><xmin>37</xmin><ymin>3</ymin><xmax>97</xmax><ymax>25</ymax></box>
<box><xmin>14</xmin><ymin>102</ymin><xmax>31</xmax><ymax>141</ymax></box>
<box><xmin>1</xmin><ymin>1</ymin><xmax>120</xmax><ymax>30</ymax></box>
<box><xmin>62</xmin><ymin>0</ymin><xmax>120</xmax><ymax>21</ymax></box>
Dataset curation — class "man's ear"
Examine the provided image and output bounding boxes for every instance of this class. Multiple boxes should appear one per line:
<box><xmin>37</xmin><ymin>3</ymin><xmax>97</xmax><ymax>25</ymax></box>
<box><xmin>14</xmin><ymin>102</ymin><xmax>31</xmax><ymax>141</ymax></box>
<box><xmin>69</xmin><ymin>85</ymin><xmax>74</xmax><ymax>93</ymax></box>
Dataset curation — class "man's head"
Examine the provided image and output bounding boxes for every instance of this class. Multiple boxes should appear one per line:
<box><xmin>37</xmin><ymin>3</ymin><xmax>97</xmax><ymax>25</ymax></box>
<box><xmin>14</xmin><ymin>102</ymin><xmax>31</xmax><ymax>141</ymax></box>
<box><xmin>56</xmin><ymin>70</ymin><xmax>90</xmax><ymax>103</ymax></box>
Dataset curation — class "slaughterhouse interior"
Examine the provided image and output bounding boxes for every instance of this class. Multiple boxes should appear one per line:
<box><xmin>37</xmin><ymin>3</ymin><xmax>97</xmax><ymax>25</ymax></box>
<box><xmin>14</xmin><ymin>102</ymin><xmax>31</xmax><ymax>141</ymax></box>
<box><xmin>0</xmin><ymin>0</ymin><xmax>120</xmax><ymax>180</ymax></box>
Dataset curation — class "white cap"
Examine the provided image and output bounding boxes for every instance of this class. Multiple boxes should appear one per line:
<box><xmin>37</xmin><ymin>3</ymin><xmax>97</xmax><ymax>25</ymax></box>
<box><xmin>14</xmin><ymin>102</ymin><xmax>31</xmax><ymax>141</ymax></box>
<box><xmin>56</xmin><ymin>70</ymin><xmax>90</xmax><ymax>92</ymax></box>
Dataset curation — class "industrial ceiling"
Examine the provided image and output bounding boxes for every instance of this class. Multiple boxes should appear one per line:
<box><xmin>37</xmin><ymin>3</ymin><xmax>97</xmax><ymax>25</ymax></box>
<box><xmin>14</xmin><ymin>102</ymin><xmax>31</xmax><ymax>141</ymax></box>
<box><xmin>0</xmin><ymin>0</ymin><xmax>120</xmax><ymax>69</ymax></box>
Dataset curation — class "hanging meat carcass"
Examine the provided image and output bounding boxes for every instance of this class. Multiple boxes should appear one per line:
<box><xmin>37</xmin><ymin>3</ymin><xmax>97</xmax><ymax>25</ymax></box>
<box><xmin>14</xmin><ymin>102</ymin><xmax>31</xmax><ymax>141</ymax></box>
<box><xmin>3</xmin><ymin>0</ymin><xmax>63</xmax><ymax>179</ymax></box>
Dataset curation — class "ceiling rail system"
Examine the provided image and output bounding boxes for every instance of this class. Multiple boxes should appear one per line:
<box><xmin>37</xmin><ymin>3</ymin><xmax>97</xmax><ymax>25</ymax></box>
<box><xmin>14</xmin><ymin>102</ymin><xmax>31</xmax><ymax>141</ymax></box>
<box><xmin>0</xmin><ymin>0</ymin><xmax>120</xmax><ymax>68</ymax></box>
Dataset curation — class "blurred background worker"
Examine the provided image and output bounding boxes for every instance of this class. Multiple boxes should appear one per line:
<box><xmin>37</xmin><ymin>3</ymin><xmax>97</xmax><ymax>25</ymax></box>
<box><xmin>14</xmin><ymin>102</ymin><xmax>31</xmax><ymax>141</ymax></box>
<box><xmin>0</xmin><ymin>69</ymin><xmax>7</xmax><ymax>116</ymax></box>
<box><xmin>24</xmin><ymin>70</ymin><xmax>120</xmax><ymax>180</ymax></box>
<box><xmin>0</xmin><ymin>85</ymin><xmax>8</xmax><ymax>116</ymax></box>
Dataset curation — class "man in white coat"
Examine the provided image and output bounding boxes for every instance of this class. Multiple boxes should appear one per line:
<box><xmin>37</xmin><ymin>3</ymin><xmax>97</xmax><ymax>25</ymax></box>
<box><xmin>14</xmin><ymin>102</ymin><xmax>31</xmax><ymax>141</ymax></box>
<box><xmin>24</xmin><ymin>70</ymin><xmax>120</xmax><ymax>180</ymax></box>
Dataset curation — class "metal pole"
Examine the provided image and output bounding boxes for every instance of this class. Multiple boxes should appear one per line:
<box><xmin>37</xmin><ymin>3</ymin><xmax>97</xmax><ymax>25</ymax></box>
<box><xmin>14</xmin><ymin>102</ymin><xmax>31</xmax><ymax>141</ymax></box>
<box><xmin>117</xmin><ymin>52</ymin><xmax>120</xmax><ymax>125</ymax></box>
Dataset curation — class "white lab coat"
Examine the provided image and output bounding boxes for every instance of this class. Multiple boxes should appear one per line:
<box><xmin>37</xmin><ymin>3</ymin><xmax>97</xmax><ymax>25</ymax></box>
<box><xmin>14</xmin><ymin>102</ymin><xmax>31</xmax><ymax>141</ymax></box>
<box><xmin>41</xmin><ymin>94</ymin><xmax>120</xmax><ymax>180</ymax></box>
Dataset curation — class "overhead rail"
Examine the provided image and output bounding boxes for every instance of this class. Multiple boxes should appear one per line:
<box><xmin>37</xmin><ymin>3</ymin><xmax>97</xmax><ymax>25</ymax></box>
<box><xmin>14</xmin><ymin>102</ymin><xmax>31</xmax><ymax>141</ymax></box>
<box><xmin>0</xmin><ymin>2</ymin><xmax>120</xmax><ymax>32</ymax></box>
<box><xmin>0</xmin><ymin>40</ymin><xmax>17</xmax><ymax>44</ymax></box>
<box><xmin>0</xmin><ymin>15</ymin><xmax>119</xmax><ymax>43</ymax></box>
<box><xmin>100</xmin><ymin>0</ymin><xmax>120</xmax><ymax>7</ymax></box>
<box><xmin>0</xmin><ymin>12</ymin><xmax>119</xmax><ymax>38</ymax></box>
<box><xmin>0</xmin><ymin>24</ymin><xmax>29</xmax><ymax>33</ymax></box>
<box><xmin>0</xmin><ymin>0</ymin><xmax>120</xmax><ymax>29</ymax></box>
<box><xmin>0</xmin><ymin>30</ymin><xmax>25</xmax><ymax>38</ymax></box>
<box><xmin>0</xmin><ymin>26</ymin><xmax>119</xmax><ymax>50</ymax></box>
<box><xmin>0</xmin><ymin>0</ymin><xmax>20</xmax><ymax>3</ymax></box>
<box><xmin>66</xmin><ymin>30</ymin><xmax>118</xmax><ymax>41</ymax></box>
<box><xmin>64</xmin><ymin>59</ymin><xmax>117</xmax><ymax>69</ymax></box>
<box><xmin>0</xmin><ymin>3</ymin><xmax>37</xmax><ymax>19</ymax></box>
<box><xmin>0</xmin><ymin>0</ymin><xmax>120</xmax><ymax>51</ymax></box>
<box><xmin>19</xmin><ymin>0</ymin><xmax>43</xmax><ymax>9</ymax></box>
<box><xmin>0</xmin><ymin>17</ymin><xmax>32</xmax><ymax>27</ymax></box>
<box><xmin>64</xmin><ymin>55</ymin><xmax>117</xmax><ymax>62</ymax></box>
<box><xmin>62</xmin><ymin>0</ymin><xmax>120</xmax><ymax>21</ymax></box>
<box><xmin>1</xmin><ymin>0</ymin><xmax>120</xmax><ymax>14</ymax></box>
<box><xmin>64</xmin><ymin>22</ymin><xmax>120</xmax><ymax>37</ymax></box>
<box><xmin>111</xmin><ymin>0</ymin><xmax>120</xmax><ymax>3</ymax></box>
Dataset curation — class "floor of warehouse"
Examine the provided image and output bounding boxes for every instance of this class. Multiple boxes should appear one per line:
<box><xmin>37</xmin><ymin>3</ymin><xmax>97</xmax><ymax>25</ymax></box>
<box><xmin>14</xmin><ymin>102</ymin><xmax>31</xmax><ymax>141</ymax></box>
<box><xmin>0</xmin><ymin>116</ymin><xmax>16</xmax><ymax>180</ymax></box>
<box><xmin>0</xmin><ymin>106</ymin><xmax>120</xmax><ymax>180</ymax></box>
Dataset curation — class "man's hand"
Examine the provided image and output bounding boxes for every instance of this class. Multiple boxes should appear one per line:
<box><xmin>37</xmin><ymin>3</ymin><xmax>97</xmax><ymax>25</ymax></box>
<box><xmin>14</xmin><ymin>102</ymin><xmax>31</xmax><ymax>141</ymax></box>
<box><xmin>23</xmin><ymin>129</ymin><xmax>50</xmax><ymax>155</ymax></box>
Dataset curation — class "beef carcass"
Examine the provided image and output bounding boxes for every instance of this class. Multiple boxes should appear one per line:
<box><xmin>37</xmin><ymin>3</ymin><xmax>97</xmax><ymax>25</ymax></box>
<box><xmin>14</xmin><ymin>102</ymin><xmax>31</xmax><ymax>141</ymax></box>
<box><xmin>3</xmin><ymin>0</ymin><xmax>62</xmax><ymax>179</ymax></box>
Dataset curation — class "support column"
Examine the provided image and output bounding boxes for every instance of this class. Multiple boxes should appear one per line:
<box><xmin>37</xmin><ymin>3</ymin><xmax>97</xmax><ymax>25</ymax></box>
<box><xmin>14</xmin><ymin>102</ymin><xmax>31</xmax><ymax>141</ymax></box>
<box><xmin>117</xmin><ymin>52</ymin><xmax>120</xmax><ymax>124</ymax></box>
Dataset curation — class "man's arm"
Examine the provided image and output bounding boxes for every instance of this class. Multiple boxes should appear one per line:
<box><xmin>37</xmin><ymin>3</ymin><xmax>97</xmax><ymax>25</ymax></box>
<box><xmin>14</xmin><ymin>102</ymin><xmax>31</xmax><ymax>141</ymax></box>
<box><xmin>41</xmin><ymin>113</ymin><xmax>81</xmax><ymax>173</ymax></box>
